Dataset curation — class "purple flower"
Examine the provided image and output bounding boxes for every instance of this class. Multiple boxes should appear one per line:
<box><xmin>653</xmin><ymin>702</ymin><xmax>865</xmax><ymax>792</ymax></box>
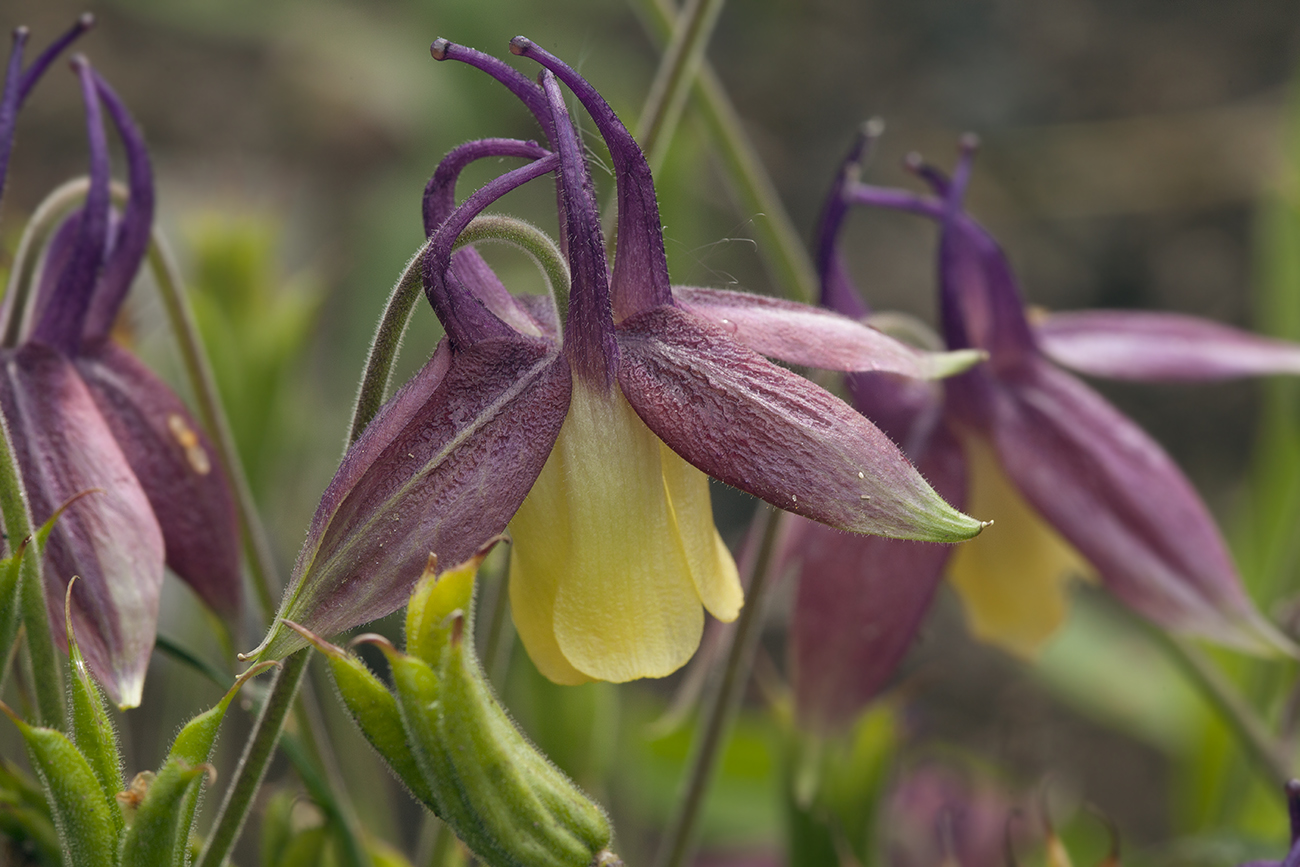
<box><xmin>256</xmin><ymin>40</ymin><xmax>983</xmax><ymax>683</ymax></box>
<box><xmin>789</xmin><ymin>124</ymin><xmax>1297</xmax><ymax>731</ymax></box>
<box><xmin>0</xmin><ymin>23</ymin><xmax>240</xmax><ymax>707</ymax></box>
<box><xmin>887</xmin><ymin>764</ymin><xmax>1019</xmax><ymax>867</ymax></box>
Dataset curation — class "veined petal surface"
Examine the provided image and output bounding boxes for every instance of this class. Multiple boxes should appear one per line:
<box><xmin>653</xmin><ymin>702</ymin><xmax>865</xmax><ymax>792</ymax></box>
<box><xmin>1034</xmin><ymin>309</ymin><xmax>1300</xmax><ymax>381</ymax></box>
<box><xmin>509</xmin><ymin>378</ymin><xmax>738</xmax><ymax>684</ymax></box>
<box><xmin>985</xmin><ymin>359</ymin><xmax>1293</xmax><ymax>656</ymax></box>
<box><xmin>0</xmin><ymin>342</ymin><xmax>163</xmax><ymax>707</ymax></box>
<box><xmin>615</xmin><ymin>304</ymin><xmax>982</xmax><ymax>542</ymax></box>
<box><xmin>75</xmin><ymin>342</ymin><xmax>241</xmax><ymax>618</ymax></box>
<box><xmin>260</xmin><ymin>336</ymin><xmax>570</xmax><ymax>660</ymax></box>
<box><xmin>676</xmin><ymin>286</ymin><xmax>981</xmax><ymax>379</ymax></box>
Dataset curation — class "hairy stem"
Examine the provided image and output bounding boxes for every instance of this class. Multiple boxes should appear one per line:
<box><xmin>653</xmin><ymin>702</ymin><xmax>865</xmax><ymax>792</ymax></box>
<box><xmin>630</xmin><ymin>0</ymin><xmax>819</xmax><ymax>303</ymax></box>
<box><xmin>147</xmin><ymin>232</ymin><xmax>282</xmax><ymax>620</ymax></box>
<box><xmin>654</xmin><ymin>506</ymin><xmax>784</xmax><ymax>867</ymax></box>
<box><xmin>195</xmin><ymin>651</ymin><xmax>310</xmax><ymax>867</ymax></box>
<box><xmin>635</xmin><ymin>0</ymin><xmax>728</xmax><ymax>173</ymax></box>
<box><xmin>0</xmin><ymin>413</ymin><xmax>62</xmax><ymax>727</ymax></box>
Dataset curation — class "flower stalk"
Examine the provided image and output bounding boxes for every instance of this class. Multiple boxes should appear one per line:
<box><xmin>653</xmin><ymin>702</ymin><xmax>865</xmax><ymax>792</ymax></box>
<box><xmin>653</xmin><ymin>505</ymin><xmax>785</xmax><ymax>867</ymax></box>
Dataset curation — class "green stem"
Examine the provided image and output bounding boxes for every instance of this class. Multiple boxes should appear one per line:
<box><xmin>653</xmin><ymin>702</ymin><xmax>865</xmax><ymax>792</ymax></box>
<box><xmin>147</xmin><ymin>233</ymin><xmax>282</xmax><ymax>621</ymax></box>
<box><xmin>1154</xmin><ymin>628</ymin><xmax>1294</xmax><ymax>789</ymax></box>
<box><xmin>653</xmin><ymin>506</ymin><xmax>784</xmax><ymax>867</ymax></box>
<box><xmin>630</xmin><ymin>0</ymin><xmax>819</xmax><ymax>303</ymax></box>
<box><xmin>0</xmin><ymin>415</ymin><xmax>62</xmax><ymax>727</ymax></box>
<box><xmin>635</xmin><ymin>0</ymin><xmax>729</xmax><ymax>173</ymax></box>
<box><xmin>1</xmin><ymin>178</ymin><xmax>94</xmax><ymax>348</ymax></box>
<box><xmin>195</xmin><ymin>650</ymin><xmax>310</xmax><ymax>867</ymax></box>
<box><xmin>152</xmin><ymin>228</ymin><xmax>376</xmax><ymax>863</ymax></box>
<box><xmin>350</xmin><ymin>242</ymin><xmax>430</xmax><ymax>444</ymax></box>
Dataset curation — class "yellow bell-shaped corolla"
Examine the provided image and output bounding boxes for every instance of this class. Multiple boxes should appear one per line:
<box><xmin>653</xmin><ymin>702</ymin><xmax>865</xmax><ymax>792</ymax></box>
<box><xmin>509</xmin><ymin>378</ymin><xmax>743</xmax><ymax>684</ymax></box>
<box><xmin>947</xmin><ymin>436</ymin><xmax>1092</xmax><ymax>657</ymax></box>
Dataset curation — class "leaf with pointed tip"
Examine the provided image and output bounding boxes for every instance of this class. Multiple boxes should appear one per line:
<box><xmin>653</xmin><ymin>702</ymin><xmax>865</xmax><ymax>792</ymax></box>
<box><xmin>63</xmin><ymin>579</ymin><xmax>123</xmax><ymax>816</ymax></box>
<box><xmin>615</xmin><ymin>305</ymin><xmax>981</xmax><ymax>542</ymax></box>
<box><xmin>258</xmin><ymin>336</ymin><xmax>571</xmax><ymax>660</ymax></box>
<box><xmin>986</xmin><ymin>358</ymin><xmax>1294</xmax><ymax>655</ymax></box>
<box><xmin>1034</xmin><ymin>309</ymin><xmax>1300</xmax><ymax>381</ymax></box>
<box><xmin>675</xmin><ymin>287</ymin><xmax>983</xmax><ymax>379</ymax></box>
<box><xmin>75</xmin><ymin>342</ymin><xmax>241</xmax><ymax>620</ymax></box>
<box><xmin>0</xmin><ymin>702</ymin><xmax>117</xmax><ymax>867</ymax></box>
<box><xmin>0</xmin><ymin>536</ymin><xmax>29</xmax><ymax>669</ymax></box>
<box><xmin>0</xmin><ymin>342</ymin><xmax>164</xmax><ymax>708</ymax></box>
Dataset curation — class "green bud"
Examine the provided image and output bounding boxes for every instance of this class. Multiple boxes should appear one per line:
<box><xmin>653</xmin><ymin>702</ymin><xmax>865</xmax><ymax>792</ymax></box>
<box><xmin>385</xmin><ymin>554</ymin><xmax>620</xmax><ymax>867</ymax></box>
<box><xmin>0</xmin><ymin>701</ymin><xmax>117</xmax><ymax>867</ymax></box>
<box><xmin>118</xmin><ymin>759</ymin><xmax>211</xmax><ymax>867</ymax></box>
<box><xmin>282</xmin><ymin>620</ymin><xmax>441</xmax><ymax>816</ymax></box>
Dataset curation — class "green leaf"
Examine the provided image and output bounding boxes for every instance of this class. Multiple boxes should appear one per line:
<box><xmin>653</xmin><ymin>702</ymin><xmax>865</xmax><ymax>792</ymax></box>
<box><xmin>63</xmin><ymin>579</ymin><xmax>124</xmax><ymax>821</ymax></box>
<box><xmin>1</xmin><ymin>701</ymin><xmax>118</xmax><ymax>867</ymax></box>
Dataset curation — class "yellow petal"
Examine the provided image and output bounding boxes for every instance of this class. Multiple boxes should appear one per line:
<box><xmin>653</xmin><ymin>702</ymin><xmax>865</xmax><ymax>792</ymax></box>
<box><xmin>659</xmin><ymin>441</ymin><xmax>743</xmax><ymax>622</ymax></box>
<box><xmin>510</xmin><ymin>378</ymin><xmax>729</xmax><ymax>683</ymax></box>
<box><xmin>947</xmin><ymin>436</ymin><xmax>1091</xmax><ymax>657</ymax></box>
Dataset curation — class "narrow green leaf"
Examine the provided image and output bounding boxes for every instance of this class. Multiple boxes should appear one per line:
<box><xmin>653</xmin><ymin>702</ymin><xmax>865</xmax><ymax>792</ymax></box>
<box><xmin>1</xmin><ymin>700</ymin><xmax>118</xmax><ymax>867</ymax></box>
<box><xmin>63</xmin><ymin>578</ymin><xmax>124</xmax><ymax>819</ymax></box>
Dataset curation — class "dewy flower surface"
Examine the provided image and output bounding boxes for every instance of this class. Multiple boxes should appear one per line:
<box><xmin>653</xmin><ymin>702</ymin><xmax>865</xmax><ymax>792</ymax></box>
<box><xmin>0</xmin><ymin>22</ymin><xmax>240</xmax><ymax>707</ymax></box>
<box><xmin>260</xmin><ymin>39</ymin><xmax>984</xmax><ymax>684</ymax></box>
<box><xmin>789</xmin><ymin>124</ymin><xmax>1300</xmax><ymax>730</ymax></box>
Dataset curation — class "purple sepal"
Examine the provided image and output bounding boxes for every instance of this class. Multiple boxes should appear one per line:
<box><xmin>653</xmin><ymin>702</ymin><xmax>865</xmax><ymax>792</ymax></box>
<box><xmin>984</xmin><ymin>358</ymin><xmax>1293</xmax><ymax>655</ymax></box>
<box><xmin>675</xmin><ymin>286</ymin><xmax>970</xmax><ymax>378</ymax></box>
<box><xmin>1034</xmin><ymin>310</ymin><xmax>1300</xmax><ymax>381</ymax></box>
<box><xmin>790</xmin><ymin>422</ymin><xmax>964</xmax><ymax>732</ymax></box>
<box><xmin>0</xmin><ymin>343</ymin><xmax>164</xmax><ymax>708</ymax></box>
<box><xmin>74</xmin><ymin>342</ymin><xmax>241</xmax><ymax>619</ymax></box>
<box><xmin>259</xmin><ymin>336</ymin><xmax>572</xmax><ymax>660</ymax></box>
<box><xmin>510</xmin><ymin>37</ymin><xmax>675</xmax><ymax>320</ymax></box>
<box><xmin>615</xmin><ymin>304</ymin><xmax>981</xmax><ymax>542</ymax></box>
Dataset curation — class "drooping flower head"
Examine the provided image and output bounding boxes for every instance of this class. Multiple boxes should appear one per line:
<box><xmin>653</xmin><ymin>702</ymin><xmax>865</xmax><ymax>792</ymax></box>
<box><xmin>259</xmin><ymin>40</ymin><xmax>985</xmax><ymax>683</ymax></box>
<box><xmin>0</xmin><ymin>21</ymin><xmax>241</xmax><ymax>707</ymax></box>
<box><xmin>788</xmin><ymin>122</ymin><xmax>1299</xmax><ymax>730</ymax></box>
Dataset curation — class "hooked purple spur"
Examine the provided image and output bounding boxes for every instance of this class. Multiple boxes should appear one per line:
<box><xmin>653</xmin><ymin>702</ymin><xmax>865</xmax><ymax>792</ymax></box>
<box><xmin>788</xmin><ymin>122</ymin><xmax>1299</xmax><ymax>731</ymax></box>
<box><xmin>0</xmin><ymin>22</ymin><xmax>240</xmax><ymax>707</ymax></box>
<box><xmin>256</xmin><ymin>39</ymin><xmax>984</xmax><ymax>684</ymax></box>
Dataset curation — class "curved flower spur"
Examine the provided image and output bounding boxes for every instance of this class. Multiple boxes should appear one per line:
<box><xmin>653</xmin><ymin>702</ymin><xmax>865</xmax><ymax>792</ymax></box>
<box><xmin>789</xmin><ymin>122</ymin><xmax>1299</xmax><ymax>730</ymax></box>
<box><xmin>0</xmin><ymin>23</ymin><xmax>240</xmax><ymax>707</ymax></box>
<box><xmin>258</xmin><ymin>39</ymin><xmax>984</xmax><ymax>684</ymax></box>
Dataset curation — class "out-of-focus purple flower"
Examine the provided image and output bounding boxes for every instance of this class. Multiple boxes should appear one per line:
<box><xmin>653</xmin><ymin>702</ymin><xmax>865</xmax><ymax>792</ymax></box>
<box><xmin>257</xmin><ymin>40</ymin><xmax>984</xmax><ymax>684</ymax></box>
<box><xmin>788</xmin><ymin>123</ymin><xmax>1297</xmax><ymax>731</ymax></box>
<box><xmin>887</xmin><ymin>764</ymin><xmax>1019</xmax><ymax>867</ymax></box>
<box><xmin>1238</xmin><ymin>781</ymin><xmax>1300</xmax><ymax>867</ymax></box>
<box><xmin>0</xmin><ymin>23</ymin><xmax>240</xmax><ymax>707</ymax></box>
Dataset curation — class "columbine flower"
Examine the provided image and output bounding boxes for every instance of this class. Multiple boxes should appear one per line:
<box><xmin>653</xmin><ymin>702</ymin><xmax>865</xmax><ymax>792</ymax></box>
<box><xmin>259</xmin><ymin>39</ymin><xmax>983</xmax><ymax>683</ymax></box>
<box><xmin>788</xmin><ymin>123</ymin><xmax>1297</xmax><ymax>728</ymax></box>
<box><xmin>0</xmin><ymin>23</ymin><xmax>240</xmax><ymax>707</ymax></box>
